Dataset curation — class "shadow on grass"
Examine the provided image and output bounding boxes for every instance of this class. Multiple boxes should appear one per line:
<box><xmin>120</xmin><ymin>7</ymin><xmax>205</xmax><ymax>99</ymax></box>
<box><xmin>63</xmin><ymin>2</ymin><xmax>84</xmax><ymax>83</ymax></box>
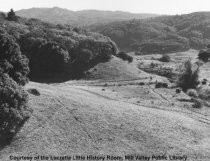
<box><xmin>0</xmin><ymin>116</ymin><xmax>31</xmax><ymax>151</ymax></box>
<box><xmin>0</xmin><ymin>136</ymin><xmax>13</xmax><ymax>150</ymax></box>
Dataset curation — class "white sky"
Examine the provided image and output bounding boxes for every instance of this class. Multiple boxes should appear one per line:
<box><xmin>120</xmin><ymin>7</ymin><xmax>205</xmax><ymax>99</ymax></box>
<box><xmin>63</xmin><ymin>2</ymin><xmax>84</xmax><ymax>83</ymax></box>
<box><xmin>0</xmin><ymin>0</ymin><xmax>210</xmax><ymax>15</ymax></box>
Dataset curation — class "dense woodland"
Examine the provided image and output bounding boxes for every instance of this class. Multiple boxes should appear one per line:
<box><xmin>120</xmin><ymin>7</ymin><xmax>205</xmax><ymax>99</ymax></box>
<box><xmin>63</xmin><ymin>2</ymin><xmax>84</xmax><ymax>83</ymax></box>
<box><xmin>91</xmin><ymin>12</ymin><xmax>210</xmax><ymax>53</ymax></box>
<box><xmin>0</xmin><ymin>10</ymin><xmax>118</xmax><ymax>81</ymax></box>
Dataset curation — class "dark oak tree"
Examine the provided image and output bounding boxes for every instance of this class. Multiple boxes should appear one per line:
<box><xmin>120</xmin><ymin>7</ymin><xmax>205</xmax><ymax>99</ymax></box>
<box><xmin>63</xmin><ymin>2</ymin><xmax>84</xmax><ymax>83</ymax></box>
<box><xmin>7</xmin><ymin>9</ymin><xmax>18</xmax><ymax>21</ymax></box>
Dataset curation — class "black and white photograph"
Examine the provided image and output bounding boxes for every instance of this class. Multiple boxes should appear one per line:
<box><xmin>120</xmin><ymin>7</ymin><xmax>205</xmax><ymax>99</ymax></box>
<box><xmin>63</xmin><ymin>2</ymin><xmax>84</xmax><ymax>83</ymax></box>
<box><xmin>0</xmin><ymin>0</ymin><xmax>210</xmax><ymax>160</ymax></box>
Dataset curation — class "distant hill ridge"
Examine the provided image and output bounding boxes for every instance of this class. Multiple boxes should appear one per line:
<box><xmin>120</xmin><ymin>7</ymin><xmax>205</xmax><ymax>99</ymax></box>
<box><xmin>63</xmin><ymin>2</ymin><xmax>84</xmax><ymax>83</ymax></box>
<box><xmin>16</xmin><ymin>7</ymin><xmax>159</xmax><ymax>26</ymax></box>
<box><xmin>13</xmin><ymin>8</ymin><xmax>210</xmax><ymax>54</ymax></box>
<box><xmin>90</xmin><ymin>12</ymin><xmax>210</xmax><ymax>53</ymax></box>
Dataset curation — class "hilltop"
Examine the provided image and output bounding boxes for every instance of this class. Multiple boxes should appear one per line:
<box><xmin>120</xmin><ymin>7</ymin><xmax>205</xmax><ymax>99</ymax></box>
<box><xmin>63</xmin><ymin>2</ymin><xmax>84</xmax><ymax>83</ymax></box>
<box><xmin>16</xmin><ymin>7</ymin><xmax>158</xmax><ymax>26</ymax></box>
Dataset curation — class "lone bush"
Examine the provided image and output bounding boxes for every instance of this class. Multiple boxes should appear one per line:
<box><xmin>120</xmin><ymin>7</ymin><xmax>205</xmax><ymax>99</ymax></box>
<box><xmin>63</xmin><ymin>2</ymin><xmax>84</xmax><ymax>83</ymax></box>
<box><xmin>197</xmin><ymin>87</ymin><xmax>210</xmax><ymax>101</ymax></box>
<box><xmin>0</xmin><ymin>74</ymin><xmax>31</xmax><ymax>141</ymax></box>
<box><xmin>27</xmin><ymin>88</ymin><xmax>40</xmax><ymax>96</ymax></box>
<box><xmin>117</xmin><ymin>51</ymin><xmax>133</xmax><ymax>63</ymax></box>
<box><xmin>159</xmin><ymin>55</ymin><xmax>171</xmax><ymax>62</ymax></box>
<box><xmin>192</xmin><ymin>98</ymin><xmax>203</xmax><ymax>108</ymax></box>
<box><xmin>198</xmin><ymin>50</ymin><xmax>210</xmax><ymax>62</ymax></box>
<box><xmin>201</xmin><ymin>79</ymin><xmax>207</xmax><ymax>85</ymax></box>
<box><xmin>177</xmin><ymin>60</ymin><xmax>199</xmax><ymax>92</ymax></box>
<box><xmin>176</xmin><ymin>88</ymin><xmax>182</xmax><ymax>94</ymax></box>
<box><xmin>187</xmin><ymin>89</ymin><xmax>198</xmax><ymax>98</ymax></box>
<box><xmin>138</xmin><ymin>82</ymin><xmax>145</xmax><ymax>86</ymax></box>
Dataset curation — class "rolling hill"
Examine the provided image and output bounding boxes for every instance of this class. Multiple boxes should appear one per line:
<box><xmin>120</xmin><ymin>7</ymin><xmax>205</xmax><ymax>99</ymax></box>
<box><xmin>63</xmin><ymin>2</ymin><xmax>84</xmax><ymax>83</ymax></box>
<box><xmin>16</xmin><ymin>7</ymin><xmax>159</xmax><ymax>26</ymax></box>
<box><xmin>90</xmin><ymin>12</ymin><xmax>210</xmax><ymax>53</ymax></box>
<box><xmin>0</xmin><ymin>8</ymin><xmax>210</xmax><ymax>161</ymax></box>
<box><xmin>1</xmin><ymin>51</ymin><xmax>210</xmax><ymax>161</ymax></box>
<box><xmin>16</xmin><ymin>8</ymin><xmax>210</xmax><ymax>54</ymax></box>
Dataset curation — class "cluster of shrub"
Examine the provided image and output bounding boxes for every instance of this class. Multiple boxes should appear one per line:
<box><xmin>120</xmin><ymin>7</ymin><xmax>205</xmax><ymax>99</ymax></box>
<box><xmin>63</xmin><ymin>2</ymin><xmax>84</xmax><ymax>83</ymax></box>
<box><xmin>139</xmin><ymin>61</ymin><xmax>174</xmax><ymax>79</ymax></box>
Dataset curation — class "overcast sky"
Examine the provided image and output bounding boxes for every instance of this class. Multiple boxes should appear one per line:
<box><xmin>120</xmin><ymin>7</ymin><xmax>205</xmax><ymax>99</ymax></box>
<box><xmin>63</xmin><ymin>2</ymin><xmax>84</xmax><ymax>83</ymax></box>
<box><xmin>0</xmin><ymin>0</ymin><xmax>210</xmax><ymax>15</ymax></box>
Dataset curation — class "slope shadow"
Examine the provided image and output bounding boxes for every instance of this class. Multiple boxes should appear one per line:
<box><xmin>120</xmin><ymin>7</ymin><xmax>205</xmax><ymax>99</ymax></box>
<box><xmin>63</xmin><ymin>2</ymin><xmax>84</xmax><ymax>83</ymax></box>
<box><xmin>0</xmin><ymin>137</ymin><xmax>13</xmax><ymax>151</ymax></box>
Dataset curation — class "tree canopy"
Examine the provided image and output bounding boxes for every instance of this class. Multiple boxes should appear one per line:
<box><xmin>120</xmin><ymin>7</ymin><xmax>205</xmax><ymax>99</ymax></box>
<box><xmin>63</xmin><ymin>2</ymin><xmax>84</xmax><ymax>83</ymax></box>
<box><xmin>0</xmin><ymin>33</ymin><xmax>29</xmax><ymax>85</ymax></box>
<box><xmin>0</xmin><ymin>9</ymin><xmax>119</xmax><ymax>82</ymax></box>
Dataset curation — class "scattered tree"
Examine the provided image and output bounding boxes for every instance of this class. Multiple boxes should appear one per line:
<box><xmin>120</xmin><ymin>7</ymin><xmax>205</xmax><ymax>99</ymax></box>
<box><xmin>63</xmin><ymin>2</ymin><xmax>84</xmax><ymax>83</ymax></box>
<box><xmin>198</xmin><ymin>50</ymin><xmax>210</xmax><ymax>62</ymax></box>
<box><xmin>7</xmin><ymin>9</ymin><xmax>18</xmax><ymax>21</ymax></box>
<box><xmin>177</xmin><ymin>60</ymin><xmax>199</xmax><ymax>91</ymax></box>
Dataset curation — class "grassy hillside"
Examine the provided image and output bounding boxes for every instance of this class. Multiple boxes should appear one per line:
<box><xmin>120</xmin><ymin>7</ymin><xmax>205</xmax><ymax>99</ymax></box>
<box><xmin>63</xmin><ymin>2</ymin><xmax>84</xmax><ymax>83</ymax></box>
<box><xmin>0</xmin><ymin>67</ymin><xmax>210</xmax><ymax>160</ymax></box>
<box><xmin>91</xmin><ymin>12</ymin><xmax>210</xmax><ymax>53</ymax></box>
<box><xmin>16</xmin><ymin>7</ymin><xmax>158</xmax><ymax>26</ymax></box>
<box><xmin>85</xmin><ymin>56</ymin><xmax>145</xmax><ymax>80</ymax></box>
<box><xmin>0</xmin><ymin>41</ymin><xmax>210</xmax><ymax>160</ymax></box>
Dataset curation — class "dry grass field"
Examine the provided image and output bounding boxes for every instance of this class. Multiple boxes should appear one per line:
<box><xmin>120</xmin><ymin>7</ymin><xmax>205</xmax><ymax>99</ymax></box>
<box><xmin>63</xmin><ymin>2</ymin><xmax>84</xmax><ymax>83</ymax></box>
<box><xmin>1</xmin><ymin>49</ymin><xmax>210</xmax><ymax>161</ymax></box>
